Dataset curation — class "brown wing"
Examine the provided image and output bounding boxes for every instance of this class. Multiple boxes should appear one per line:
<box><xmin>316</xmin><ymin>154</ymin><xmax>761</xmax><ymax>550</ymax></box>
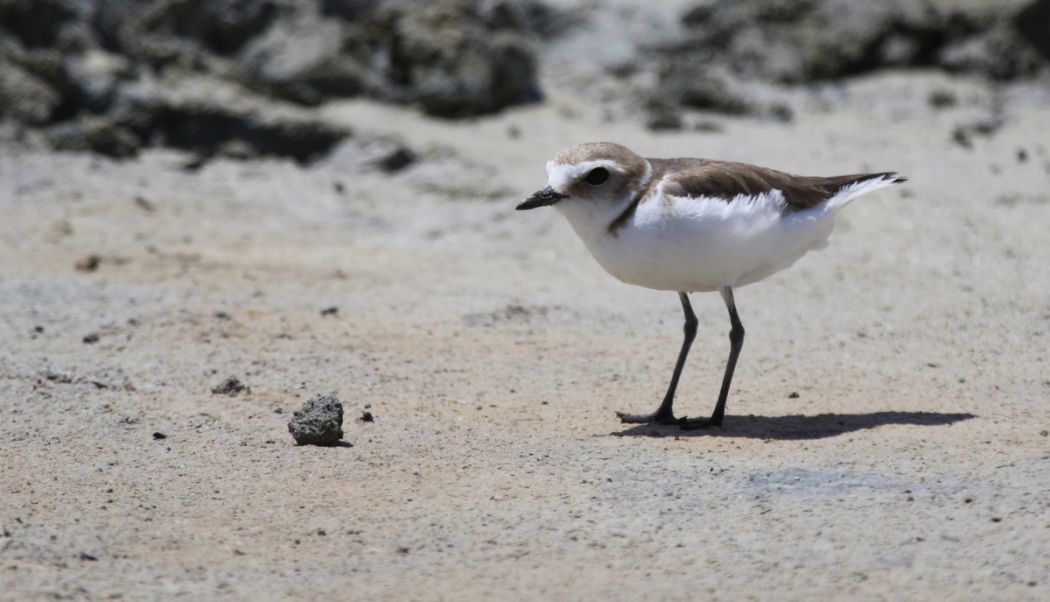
<box><xmin>650</xmin><ymin>158</ymin><xmax>904</xmax><ymax>211</ymax></box>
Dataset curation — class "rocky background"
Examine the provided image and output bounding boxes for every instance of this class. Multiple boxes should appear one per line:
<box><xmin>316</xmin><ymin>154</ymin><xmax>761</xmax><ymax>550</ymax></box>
<box><xmin>3</xmin><ymin>0</ymin><xmax>1049</xmax><ymax>160</ymax></box>
<box><xmin>3</xmin><ymin>1</ymin><xmax>1050</xmax><ymax>600</ymax></box>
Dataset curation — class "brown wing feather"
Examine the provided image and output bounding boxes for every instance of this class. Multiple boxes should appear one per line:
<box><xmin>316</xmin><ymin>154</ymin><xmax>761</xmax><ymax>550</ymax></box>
<box><xmin>649</xmin><ymin>158</ymin><xmax>902</xmax><ymax>211</ymax></box>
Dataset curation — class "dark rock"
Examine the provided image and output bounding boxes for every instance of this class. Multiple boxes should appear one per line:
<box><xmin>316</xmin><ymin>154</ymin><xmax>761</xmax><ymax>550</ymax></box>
<box><xmin>321</xmin><ymin>0</ymin><xmax>382</xmax><ymax>22</ymax></box>
<box><xmin>952</xmin><ymin>116</ymin><xmax>1005</xmax><ymax>149</ymax></box>
<box><xmin>45</xmin><ymin>115</ymin><xmax>141</xmax><ymax>158</ymax></box>
<box><xmin>928</xmin><ymin>89</ymin><xmax>958</xmax><ymax>109</ymax></box>
<box><xmin>152</xmin><ymin>431</ymin><xmax>167</xmax><ymax>440</ymax></box>
<box><xmin>321</xmin><ymin>137</ymin><xmax>417</xmax><ymax>173</ymax></box>
<box><xmin>75</xmin><ymin>254</ymin><xmax>101</xmax><ymax>272</ymax></box>
<box><xmin>376</xmin><ymin>145</ymin><xmax>415</xmax><ymax>172</ymax></box>
<box><xmin>939</xmin><ymin>24</ymin><xmax>1045</xmax><ymax>80</ymax></box>
<box><xmin>135</xmin><ymin>0</ymin><xmax>279</xmax><ymax>56</ymax></box>
<box><xmin>0</xmin><ymin>0</ymin><xmax>84</xmax><ymax>50</ymax></box>
<box><xmin>359</xmin><ymin>411</ymin><xmax>374</xmax><ymax>422</ymax></box>
<box><xmin>670</xmin><ymin>72</ymin><xmax>754</xmax><ymax>115</ymax></box>
<box><xmin>0</xmin><ymin>55</ymin><xmax>62</xmax><ymax>125</ymax></box>
<box><xmin>662</xmin><ymin>0</ymin><xmax>1048</xmax><ymax>88</ymax></box>
<box><xmin>211</xmin><ymin>376</ymin><xmax>247</xmax><ymax>397</ymax></box>
<box><xmin>359</xmin><ymin>0</ymin><xmax>540</xmax><ymax>117</ymax></box>
<box><xmin>288</xmin><ymin>394</ymin><xmax>344</xmax><ymax>446</ymax></box>
<box><xmin>643</xmin><ymin>94</ymin><xmax>684</xmax><ymax>131</ymax></box>
<box><xmin>1017</xmin><ymin>0</ymin><xmax>1050</xmax><ymax>61</ymax></box>
<box><xmin>1</xmin><ymin>0</ymin><xmax>549</xmax><ymax>162</ymax></box>
<box><xmin>82</xmin><ymin>333</ymin><xmax>99</xmax><ymax>344</ymax></box>
<box><xmin>106</xmin><ymin>81</ymin><xmax>351</xmax><ymax>164</ymax></box>
<box><xmin>320</xmin><ymin>306</ymin><xmax>339</xmax><ymax>316</ymax></box>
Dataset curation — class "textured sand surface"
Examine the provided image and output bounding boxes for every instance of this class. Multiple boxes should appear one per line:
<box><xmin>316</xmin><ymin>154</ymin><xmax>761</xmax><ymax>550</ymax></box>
<box><xmin>2</xmin><ymin>71</ymin><xmax>1050</xmax><ymax>600</ymax></box>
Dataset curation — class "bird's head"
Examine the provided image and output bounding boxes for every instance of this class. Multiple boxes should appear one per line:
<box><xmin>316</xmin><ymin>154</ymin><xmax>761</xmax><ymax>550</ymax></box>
<box><xmin>517</xmin><ymin>142</ymin><xmax>651</xmax><ymax>232</ymax></box>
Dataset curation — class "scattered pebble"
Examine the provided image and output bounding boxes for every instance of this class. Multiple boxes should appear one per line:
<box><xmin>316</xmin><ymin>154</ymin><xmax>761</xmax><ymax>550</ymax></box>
<box><xmin>288</xmin><ymin>394</ymin><xmax>344</xmax><ymax>446</ymax></box>
<box><xmin>152</xmin><ymin>432</ymin><xmax>167</xmax><ymax>440</ymax></box>
<box><xmin>134</xmin><ymin>196</ymin><xmax>155</xmax><ymax>212</ymax></box>
<box><xmin>360</xmin><ymin>411</ymin><xmax>374</xmax><ymax>423</ymax></box>
<box><xmin>75</xmin><ymin>255</ymin><xmax>101</xmax><ymax>272</ymax></box>
<box><xmin>212</xmin><ymin>377</ymin><xmax>248</xmax><ymax>397</ymax></box>
<box><xmin>788</xmin><ymin>391</ymin><xmax>800</xmax><ymax>399</ymax></box>
<box><xmin>928</xmin><ymin>90</ymin><xmax>957</xmax><ymax>109</ymax></box>
<box><xmin>82</xmin><ymin>333</ymin><xmax>100</xmax><ymax>344</ymax></box>
<box><xmin>78</xmin><ymin>553</ymin><xmax>98</xmax><ymax>561</ymax></box>
<box><xmin>320</xmin><ymin>306</ymin><xmax>339</xmax><ymax>317</ymax></box>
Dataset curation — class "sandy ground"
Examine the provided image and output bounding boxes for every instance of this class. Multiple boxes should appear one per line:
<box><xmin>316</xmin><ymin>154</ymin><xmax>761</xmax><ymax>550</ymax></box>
<box><xmin>2</xmin><ymin>70</ymin><xmax>1050</xmax><ymax>600</ymax></box>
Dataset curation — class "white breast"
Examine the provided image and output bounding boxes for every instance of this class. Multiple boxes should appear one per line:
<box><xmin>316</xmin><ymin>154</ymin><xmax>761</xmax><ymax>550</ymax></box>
<box><xmin>579</xmin><ymin>189</ymin><xmax>841</xmax><ymax>292</ymax></box>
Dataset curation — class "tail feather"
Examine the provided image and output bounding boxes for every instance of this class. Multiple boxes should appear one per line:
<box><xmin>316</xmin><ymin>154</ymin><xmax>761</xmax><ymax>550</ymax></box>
<box><xmin>824</xmin><ymin>172</ymin><xmax>906</xmax><ymax>211</ymax></box>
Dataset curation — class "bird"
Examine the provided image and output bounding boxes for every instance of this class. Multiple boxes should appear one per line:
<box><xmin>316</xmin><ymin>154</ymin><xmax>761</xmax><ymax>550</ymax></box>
<box><xmin>516</xmin><ymin>142</ymin><xmax>905</xmax><ymax>429</ymax></box>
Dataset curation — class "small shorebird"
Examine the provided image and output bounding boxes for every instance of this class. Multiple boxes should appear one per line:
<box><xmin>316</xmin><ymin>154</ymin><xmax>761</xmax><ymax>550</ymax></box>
<box><xmin>517</xmin><ymin>142</ymin><xmax>905</xmax><ymax>429</ymax></box>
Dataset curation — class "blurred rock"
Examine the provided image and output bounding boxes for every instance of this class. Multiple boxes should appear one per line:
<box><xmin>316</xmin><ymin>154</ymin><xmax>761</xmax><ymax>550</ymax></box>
<box><xmin>0</xmin><ymin>0</ymin><xmax>86</xmax><ymax>50</ymax></box>
<box><xmin>1017</xmin><ymin>0</ymin><xmax>1050</xmax><ymax>61</ymax></box>
<box><xmin>44</xmin><ymin>115</ymin><xmax>140</xmax><ymax>157</ymax></box>
<box><xmin>0</xmin><ymin>54</ymin><xmax>62</xmax><ymax>125</ymax></box>
<box><xmin>356</xmin><ymin>0</ymin><xmax>540</xmax><ymax>117</ymax></box>
<box><xmin>239</xmin><ymin>13</ymin><xmax>365</xmax><ymax>106</ymax></box>
<box><xmin>106</xmin><ymin>75</ymin><xmax>352</xmax><ymax>163</ymax></box>
<box><xmin>0</xmin><ymin>0</ymin><xmax>548</xmax><ymax>161</ymax></box>
<box><xmin>662</xmin><ymin>0</ymin><xmax>1048</xmax><ymax>87</ymax></box>
<box><xmin>642</xmin><ymin>0</ymin><xmax>1050</xmax><ymax>117</ymax></box>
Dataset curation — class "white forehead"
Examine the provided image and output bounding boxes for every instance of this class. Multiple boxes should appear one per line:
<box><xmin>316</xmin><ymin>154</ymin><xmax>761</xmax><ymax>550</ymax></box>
<box><xmin>546</xmin><ymin>159</ymin><xmax>625</xmax><ymax>191</ymax></box>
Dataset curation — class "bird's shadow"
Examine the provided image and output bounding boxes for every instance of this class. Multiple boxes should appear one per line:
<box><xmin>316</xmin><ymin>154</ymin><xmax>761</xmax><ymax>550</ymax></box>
<box><xmin>612</xmin><ymin>411</ymin><xmax>976</xmax><ymax>440</ymax></box>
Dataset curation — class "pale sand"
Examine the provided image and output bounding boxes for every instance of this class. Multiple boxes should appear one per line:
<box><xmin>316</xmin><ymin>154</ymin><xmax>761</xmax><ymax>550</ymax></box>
<box><xmin>1</xmin><ymin>71</ymin><xmax>1049</xmax><ymax>600</ymax></box>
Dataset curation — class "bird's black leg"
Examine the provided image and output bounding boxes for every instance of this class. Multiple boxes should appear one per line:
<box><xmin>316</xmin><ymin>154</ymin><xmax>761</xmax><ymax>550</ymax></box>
<box><xmin>617</xmin><ymin>292</ymin><xmax>697</xmax><ymax>425</ymax></box>
<box><xmin>680</xmin><ymin>286</ymin><xmax>744</xmax><ymax>430</ymax></box>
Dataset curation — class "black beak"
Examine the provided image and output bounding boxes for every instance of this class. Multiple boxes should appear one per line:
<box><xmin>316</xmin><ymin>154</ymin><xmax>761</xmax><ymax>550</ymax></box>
<box><xmin>517</xmin><ymin>186</ymin><xmax>567</xmax><ymax>211</ymax></box>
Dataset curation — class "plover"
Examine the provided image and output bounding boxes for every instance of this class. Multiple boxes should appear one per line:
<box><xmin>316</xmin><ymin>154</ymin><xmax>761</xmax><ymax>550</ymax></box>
<box><xmin>517</xmin><ymin>142</ymin><xmax>905</xmax><ymax>429</ymax></box>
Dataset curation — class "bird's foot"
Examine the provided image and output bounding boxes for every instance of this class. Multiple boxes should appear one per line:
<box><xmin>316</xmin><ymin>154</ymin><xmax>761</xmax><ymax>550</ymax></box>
<box><xmin>616</xmin><ymin>410</ymin><xmax>679</xmax><ymax>425</ymax></box>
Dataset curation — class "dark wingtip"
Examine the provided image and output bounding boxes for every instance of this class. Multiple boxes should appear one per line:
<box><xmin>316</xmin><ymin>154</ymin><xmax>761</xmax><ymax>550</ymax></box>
<box><xmin>865</xmin><ymin>172</ymin><xmax>907</xmax><ymax>185</ymax></box>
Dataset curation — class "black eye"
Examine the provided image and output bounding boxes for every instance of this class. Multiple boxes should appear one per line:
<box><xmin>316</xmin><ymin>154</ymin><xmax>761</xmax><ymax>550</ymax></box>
<box><xmin>585</xmin><ymin>167</ymin><xmax>609</xmax><ymax>186</ymax></box>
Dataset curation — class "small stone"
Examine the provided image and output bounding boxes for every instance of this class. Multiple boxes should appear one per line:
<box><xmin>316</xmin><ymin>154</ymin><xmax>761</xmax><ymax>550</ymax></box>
<box><xmin>928</xmin><ymin>90</ymin><xmax>957</xmax><ymax>109</ymax></box>
<box><xmin>320</xmin><ymin>306</ymin><xmax>339</xmax><ymax>317</ymax></box>
<box><xmin>288</xmin><ymin>394</ymin><xmax>344</xmax><ymax>446</ymax></box>
<box><xmin>83</xmin><ymin>333</ymin><xmax>100</xmax><ymax>344</ymax></box>
<box><xmin>211</xmin><ymin>377</ymin><xmax>247</xmax><ymax>397</ymax></box>
<box><xmin>360</xmin><ymin>411</ymin><xmax>374</xmax><ymax>423</ymax></box>
<box><xmin>788</xmin><ymin>392</ymin><xmax>800</xmax><ymax>399</ymax></box>
<box><xmin>152</xmin><ymin>432</ymin><xmax>167</xmax><ymax>440</ymax></box>
<box><xmin>76</xmin><ymin>255</ymin><xmax>101</xmax><ymax>272</ymax></box>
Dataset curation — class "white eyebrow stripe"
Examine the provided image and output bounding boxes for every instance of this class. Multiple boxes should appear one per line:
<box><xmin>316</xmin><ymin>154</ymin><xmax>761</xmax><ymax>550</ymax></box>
<box><xmin>546</xmin><ymin>160</ymin><xmax>625</xmax><ymax>191</ymax></box>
